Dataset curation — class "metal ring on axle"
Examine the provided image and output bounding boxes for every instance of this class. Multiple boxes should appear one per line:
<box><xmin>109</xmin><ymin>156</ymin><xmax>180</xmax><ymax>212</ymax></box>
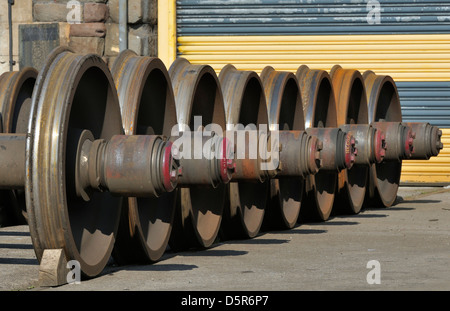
<box><xmin>168</xmin><ymin>58</ymin><xmax>227</xmax><ymax>250</ymax></box>
<box><xmin>0</xmin><ymin>67</ymin><xmax>37</xmax><ymax>226</ymax></box>
<box><xmin>26</xmin><ymin>47</ymin><xmax>124</xmax><ymax>277</ymax></box>
<box><xmin>110</xmin><ymin>50</ymin><xmax>179</xmax><ymax>263</ymax></box>
<box><xmin>218</xmin><ymin>64</ymin><xmax>270</xmax><ymax>239</ymax></box>
<box><xmin>363</xmin><ymin>70</ymin><xmax>403</xmax><ymax>208</ymax></box>
<box><xmin>296</xmin><ymin>65</ymin><xmax>338</xmax><ymax>221</ymax></box>
<box><xmin>260</xmin><ymin>66</ymin><xmax>306</xmax><ymax>229</ymax></box>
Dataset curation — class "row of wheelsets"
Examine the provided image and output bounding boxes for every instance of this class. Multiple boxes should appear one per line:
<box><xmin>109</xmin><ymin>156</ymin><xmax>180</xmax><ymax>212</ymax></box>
<box><xmin>0</xmin><ymin>46</ymin><xmax>442</xmax><ymax>280</ymax></box>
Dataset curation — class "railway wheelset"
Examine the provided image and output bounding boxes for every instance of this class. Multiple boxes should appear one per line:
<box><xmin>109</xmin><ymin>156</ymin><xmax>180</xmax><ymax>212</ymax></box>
<box><xmin>0</xmin><ymin>47</ymin><xmax>442</xmax><ymax>280</ymax></box>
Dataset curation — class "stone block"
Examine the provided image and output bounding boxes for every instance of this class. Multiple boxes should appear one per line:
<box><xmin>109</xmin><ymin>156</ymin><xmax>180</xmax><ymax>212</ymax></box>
<box><xmin>104</xmin><ymin>23</ymin><xmax>120</xmax><ymax>56</ymax></box>
<box><xmin>128</xmin><ymin>24</ymin><xmax>157</xmax><ymax>57</ymax></box>
<box><xmin>0</xmin><ymin>56</ymin><xmax>20</xmax><ymax>76</ymax></box>
<box><xmin>33</xmin><ymin>0</ymin><xmax>106</xmax><ymax>3</ymax></box>
<box><xmin>69</xmin><ymin>36</ymin><xmax>105</xmax><ymax>55</ymax></box>
<box><xmin>33</xmin><ymin>3</ymin><xmax>77</xmax><ymax>23</ymax></box>
<box><xmin>84</xmin><ymin>3</ymin><xmax>109</xmax><ymax>23</ymax></box>
<box><xmin>38</xmin><ymin>249</ymin><xmax>68</xmax><ymax>287</ymax></box>
<box><xmin>108</xmin><ymin>0</ymin><xmax>157</xmax><ymax>24</ymax></box>
<box><xmin>0</xmin><ymin>0</ymin><xmax>33</xmax><ymax>24</ymax></box>
<box><xmin>0</xmin><ymin>22</ymin><xmax>19</xmax><ymax>56</ymax></box>
<box><xmin>70</xmin><ymin>23</ymin><xmax>106</xmax><ymax>37</ymax></box>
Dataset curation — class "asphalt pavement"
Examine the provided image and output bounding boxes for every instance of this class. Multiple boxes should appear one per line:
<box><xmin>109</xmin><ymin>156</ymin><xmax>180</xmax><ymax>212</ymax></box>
<box><xmin>0</xmin><ymin>186</ymin><xmax>449</xmax><ymax>294</ymax></box>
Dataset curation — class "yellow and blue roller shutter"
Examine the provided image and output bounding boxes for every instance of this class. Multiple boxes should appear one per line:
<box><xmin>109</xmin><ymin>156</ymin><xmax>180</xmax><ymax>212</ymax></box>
<box><xmin>159</xmin><ymin>0</ymin><xmax>450</xmax><ymax>184</ymax></box>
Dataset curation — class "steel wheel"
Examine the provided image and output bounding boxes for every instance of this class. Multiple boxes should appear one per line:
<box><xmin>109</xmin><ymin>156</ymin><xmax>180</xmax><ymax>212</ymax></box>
<box><xmin>168</xmin><ymin>58</ymin><xmax>226</xmax><ymax>250</ymax></box>
<box><xmin>260</xmin><ymin>66</ymin><xmax>305</xmax><ymax>229</ymax></box>
<box><xmin>363</xmin><ymin>71</ymin><xmax>403</xmax><ymax>208</ymax></box>
<box><xmin>0</xmin><ymin>67</ymin><xmax>37</xmax><ymax>226</ymax></box>
<box><xmin>110</xmin><ymin>50</ymin><xmax>178</xmax><ymax>263</ymax></box>
<box><xmin>218</xmin><ymin>64</ymin><xmax>269</xmax><ymax>239</ymax></box>
<box><xmin>296</xmin><ymin>65</ymin><xmax>338</xmax><ymax>221</ymax></box>
<box><xmin>330</xmin><ymin>65</ymin><xmax>370</xmax><ymax>215</ymax></box>
<box><xmin>26</xmin><ymin>47</ymin><xmax>124</xmax><ymax>277</ymax></box>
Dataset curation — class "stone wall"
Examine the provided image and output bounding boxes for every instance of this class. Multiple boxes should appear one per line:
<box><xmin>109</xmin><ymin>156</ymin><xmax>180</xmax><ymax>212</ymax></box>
<box><xmin>0</xmin><ymin>0</ymin><xmax>158</xmax><ymax>75</ymax></box>
<box><xmin>0</xmin><ymin>1</ymin><xmax>33</xmax><ymax>73</ymax></box>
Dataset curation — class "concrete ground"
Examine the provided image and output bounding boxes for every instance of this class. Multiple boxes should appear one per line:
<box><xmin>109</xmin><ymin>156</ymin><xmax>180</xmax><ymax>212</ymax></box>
<box><xmin>0</xmin><ymin>186</ymin><xmax>449</xmax><ymax>293</ymax></box>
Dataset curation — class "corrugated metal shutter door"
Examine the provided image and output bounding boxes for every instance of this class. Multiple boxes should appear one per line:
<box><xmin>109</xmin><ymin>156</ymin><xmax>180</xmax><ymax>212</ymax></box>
<box><xmin>177</xmin><ymin>0</ymin><xmax>450</xmax><ymax>35</ymax></box>
<box><xmin>176</xmin><ymin>0</ymin><xmax>450</xmax><ymax>184</ymax></box>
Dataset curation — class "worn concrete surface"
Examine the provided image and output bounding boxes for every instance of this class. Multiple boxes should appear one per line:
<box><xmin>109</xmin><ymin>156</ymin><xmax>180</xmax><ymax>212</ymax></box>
<box><xmin>0</xmin><ymin>186</ymin><xmax>449</xmax><ymax>293</ymax></box>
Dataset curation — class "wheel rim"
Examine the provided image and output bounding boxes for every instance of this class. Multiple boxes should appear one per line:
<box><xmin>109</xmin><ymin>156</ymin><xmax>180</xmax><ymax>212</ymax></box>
<box><xmin>296</xmin><ymin>65</ymin><xmax>338</xmax><ymax>221</ymax></box>
<box><xmin>0</xmin><ymin>67</ymin><xmax>37</xmax><ymax>225</ymax></box>
<box><xmin>363</xmin><ymin>71</ymin><xmax>402</xmax><ymax>207</ymax></box>
<box><xmin>218</xmin><ymin>64</ymin><xmax>269</xmax><ymax>239</ymax></box>
<box><xmin>260</xmin><ymin>66</ymin><xmax>305</xmax><ymax>229</ymax></box>
<box><xmin>26</xmin><ymin>47</ymin><xmax>123</xmax><ymax>277</ymax></box>
<box><xmin>330</xmin><ymin>65</ymin><xmax>369</xmax><ymax>214</ymax></box>
<box><xmin>110</xmin><ymin>50</ymin><xmax>178</xmax><ymax>263</ymax></box>
<box><xmin>168</xmin><ymin>58</ymin><xmax>226</xmax><ymax>249</ymax></box>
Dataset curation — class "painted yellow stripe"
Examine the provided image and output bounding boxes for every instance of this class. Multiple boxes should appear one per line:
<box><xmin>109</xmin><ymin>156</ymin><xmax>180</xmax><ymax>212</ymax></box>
<box><xmin>401</xmin><ymin>129</ymin><xmax>450</xmax><ymax>184</ymax></box>
<box><xmin>177</xmin><ymin>34</ymin><xmax>450</xmax><ymax>81</ymax></box>
<box><xmin>158</xmin><ymin>0</ymin><xmax>177</xmax><ymax>69</ymax></box>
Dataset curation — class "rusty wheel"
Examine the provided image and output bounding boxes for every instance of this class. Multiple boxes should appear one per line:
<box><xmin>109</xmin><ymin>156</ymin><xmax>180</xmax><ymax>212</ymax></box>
<box><xmin>260</xmin><ymin>66</ymin><xmax>305</xmax><ymax>229</ymax></box>
<box><xmin>296</xmin><ymin>65</ymin><xmax>338</xmax><ymax>221</ymax></box>
<box><xmin>330</xmin><ymin>65</ymin><xmax>372</xmax><ymax>214</ymax></box>
<box><xmin>168</xmin><ymin>58</ymin><xmax>227</xmax><ymax>250</ymax></box>
<box><xmin>363</xmin><ymin>71</ymin><xmax>403</xmax><ymax>208</ymax></box>
<box><xmin>110</xmin><ymin>50</ymin><xmax>178</xmax><ymax>263</ymax></box>
<box><xmin>0</xmin><ymin>67</ymin><xmax>37</xmax><ymax>226</ymax></box>
<box><xmin>218</xmin><ymin>64</ymin><xmax>269</xmax><ymax>239</ymax></box>
<box><xmin>26</xmin><ymin>47</ymin><xmax>124</xmax><ymax>277</ymax></box>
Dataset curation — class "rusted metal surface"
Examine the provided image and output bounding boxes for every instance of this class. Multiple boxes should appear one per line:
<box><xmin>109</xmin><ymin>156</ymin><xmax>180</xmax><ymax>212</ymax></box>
<box><xmin>0</xmin><ymin>47</ymin><xmax>443</xmax><ymax>281</ymax></box>
<box><xmin>363</xmin><ymin>70</ymin><xmax>404</xmax><ymax>207</ymax></box>
<box><xmin>296</xmin><ymin>65</ymin><xmax>339</xmax><ymax>221</ymax></box>
<box><xmin>110</xmin><ymin>50</ymin><xmax>179</xmax><ymax>264</ymax></box>
<box><xmin>0</xmin><ymin>68</ymin><xmax>37</xmax><ymax>226</ymax></box>
<box><xmin>340</xmin><ymin>124</ymin><xmax>386</xmax><ymax>166</ymax></box>
<box><xmin>330</xmin><ymin>65</ymin><xmax>387</xmax><ymax>214</ymax></box>
<box><xmin>276</xmin><ymin>130</ymin><xmax>322</xmax><ymax>178</ymax></box>
<box><xmin>26</xmin><ymin>47</ymin><xmax>124</xmax><ymax>277</ymax></box>
<box><xmin>371</xmin><ymin>121</ymin><xmax>415</xmax><ymax>161</ymax></box>
<box><xmin>168</xmin><ymin>58</ymin><xmax>227</xmax><ymax>249</ymax></box>
<box><xmin>0</xmin><ymin>134</ymin><xmax>26</xmax><ymax>189</ymax></box>
<box><xmin>306</xmin><ymin>127</ymin><xmax>356</xmax><ymax>171</ymax></box>
<box><xmin>402</xmin><ymin>122</ymin><xmax>443</xmax><ymax>160</ymax></box>
<box><xmin>218</xmin><ymin>64</ymin><xmax>270</xmax><ymax>239</ymax></box>
<box><xmin>75</xmin><ymin>134</ymin><xmax>179</xmax><ymax>198</ymax></box>
<box><xmin>171</xmin><ymin>132</ymin><xmax>234</xmax><ymax>187</ymax></box>
<box><xmin>361</xmin><ymin>71</ymin><xmax>438</xmax><ymax>207</ymax></box>
<box><xmin>260</xmin><ymin>66</ymin><xmax>306</xmax><ymax>229</ymax></box>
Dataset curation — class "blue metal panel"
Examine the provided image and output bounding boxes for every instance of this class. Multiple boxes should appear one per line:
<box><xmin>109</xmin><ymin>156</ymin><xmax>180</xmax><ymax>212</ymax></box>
<box><xmin>398</xmin><ymin>82</ymin><xmax>450</xmax><ymax>128</ymax></box>
<box><xmin>177</xmin><ymin>0</ymin><xmax>450</xmax><ymax>35</ymax></box>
